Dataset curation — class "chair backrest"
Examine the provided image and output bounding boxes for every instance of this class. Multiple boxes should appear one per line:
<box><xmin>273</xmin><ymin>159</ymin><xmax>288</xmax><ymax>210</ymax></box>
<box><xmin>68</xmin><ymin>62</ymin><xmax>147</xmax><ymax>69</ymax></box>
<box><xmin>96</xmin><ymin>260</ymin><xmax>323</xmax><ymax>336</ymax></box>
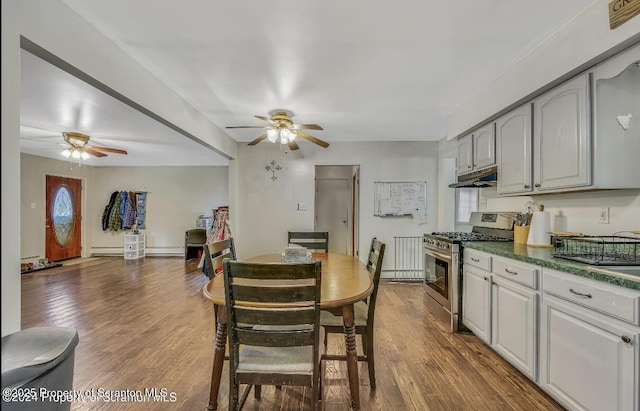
<box><xmin>223</xmin><ymin>259</ymin><xmax>322</xmax><ymax>373</ymax></box>
<box><xmin>203</xmin><ymin>238</ymin><xmax>236</xmax><ymax>279</ymax></box>
<box><xmin>186</xmin><ymin>228</ymin><xmax>207</xmax><ymax>245</ymax></box>
<box><xmin>287</xmin><ymin>231</ymin><xmax>329</xmax><ymax>253</ymax></box>
<box><xmin>365</xmin><ymin>237</ymin><xmax>386</xmax><ymax>321</ymax></box>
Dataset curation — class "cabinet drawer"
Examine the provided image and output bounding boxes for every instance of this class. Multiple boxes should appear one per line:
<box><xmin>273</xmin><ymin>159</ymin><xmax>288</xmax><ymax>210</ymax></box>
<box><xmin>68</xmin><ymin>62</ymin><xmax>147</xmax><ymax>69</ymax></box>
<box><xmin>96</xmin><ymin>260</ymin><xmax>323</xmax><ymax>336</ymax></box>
<box><xmin>464</xmin><ymin>250</ymin><xmax>492</xmax><ymax>272</ymax></box>
<box><xmin>493</xmin><ymin>257</ymin><xmax>538</xmax><ymax>289</ymax></box>
<box><xmin>543</xmin><ymin>268</ymin><xmax>640</xmax><ymax>325</ymax></box>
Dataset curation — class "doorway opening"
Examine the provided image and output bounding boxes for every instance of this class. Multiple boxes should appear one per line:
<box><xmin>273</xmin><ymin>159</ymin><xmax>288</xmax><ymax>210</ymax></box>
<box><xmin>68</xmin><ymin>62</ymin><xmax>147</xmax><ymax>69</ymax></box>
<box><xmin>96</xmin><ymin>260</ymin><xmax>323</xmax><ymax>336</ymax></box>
<box><xmin>314</xmin><ymin>165</ymin><xmax>359</xmax><ymax>256</ymax></box>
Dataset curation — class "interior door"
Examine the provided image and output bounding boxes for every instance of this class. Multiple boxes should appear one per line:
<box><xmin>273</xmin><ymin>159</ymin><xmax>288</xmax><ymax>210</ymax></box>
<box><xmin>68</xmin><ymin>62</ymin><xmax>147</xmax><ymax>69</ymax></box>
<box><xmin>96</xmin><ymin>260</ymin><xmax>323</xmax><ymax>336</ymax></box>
<box><xmin>46</xmin><ymin>175</ymin><xmax>82</xmax><ymax>261</ymax></box>
<box><xmin>316</xmin><ymin>178</ymin><xmax>349</xmax><ymax>254</ymax></box>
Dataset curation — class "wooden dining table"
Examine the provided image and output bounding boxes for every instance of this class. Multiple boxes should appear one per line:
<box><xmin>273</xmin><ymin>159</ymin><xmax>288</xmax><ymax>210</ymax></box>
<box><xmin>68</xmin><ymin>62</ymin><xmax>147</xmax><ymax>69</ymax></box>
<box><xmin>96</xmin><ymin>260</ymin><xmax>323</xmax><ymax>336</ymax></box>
<box><xmin>202</xmin><ymin>252</ymin><xmax>373</xmax><ymax>410</ymax></box>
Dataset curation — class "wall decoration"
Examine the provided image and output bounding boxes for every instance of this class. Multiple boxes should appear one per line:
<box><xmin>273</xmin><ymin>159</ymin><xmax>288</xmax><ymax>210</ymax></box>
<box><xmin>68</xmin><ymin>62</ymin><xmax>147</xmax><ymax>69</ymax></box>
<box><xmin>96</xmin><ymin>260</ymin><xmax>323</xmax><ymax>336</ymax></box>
<box><xmin>265</xmin><ymin>160</ymin><xmax>282</xmax><ymax>181</ymax></box>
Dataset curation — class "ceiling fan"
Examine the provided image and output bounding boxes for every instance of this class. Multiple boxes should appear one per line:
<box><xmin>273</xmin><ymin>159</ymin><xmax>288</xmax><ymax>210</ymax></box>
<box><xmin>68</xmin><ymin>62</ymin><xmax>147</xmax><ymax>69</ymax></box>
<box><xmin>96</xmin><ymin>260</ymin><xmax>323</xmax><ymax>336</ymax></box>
<box><xmin>226</xmin><ymin>110</ymin><xmax>329</xmax><ymax>150</ymax></box>
<box><xmin>60</xmin><ymin>132</ymin><xmax>128</xmax><ymax>159</ymax></box>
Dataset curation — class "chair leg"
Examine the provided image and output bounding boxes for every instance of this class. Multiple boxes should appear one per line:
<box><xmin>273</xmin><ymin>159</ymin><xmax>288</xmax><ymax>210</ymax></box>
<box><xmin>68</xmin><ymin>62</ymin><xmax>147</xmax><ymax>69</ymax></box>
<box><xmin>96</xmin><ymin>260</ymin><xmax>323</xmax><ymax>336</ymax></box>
<box><xmin>366</xmin><ymin>329</ymin><xmax>376</xmax><ymax>389</ymax></box>
<box><xmin>254</xmin><ymin>385</ymin><xmax>261</xmax><ymax>398</ymax></box>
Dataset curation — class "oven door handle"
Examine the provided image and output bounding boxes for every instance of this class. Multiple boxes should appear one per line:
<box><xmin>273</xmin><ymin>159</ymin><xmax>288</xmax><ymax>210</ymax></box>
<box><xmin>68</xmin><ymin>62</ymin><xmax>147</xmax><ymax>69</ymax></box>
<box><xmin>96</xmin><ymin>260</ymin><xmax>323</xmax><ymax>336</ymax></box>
<box><xmin>424</xmin><ymin>249</ymin><xmax>453</xmax><ymax>263</ymax></box>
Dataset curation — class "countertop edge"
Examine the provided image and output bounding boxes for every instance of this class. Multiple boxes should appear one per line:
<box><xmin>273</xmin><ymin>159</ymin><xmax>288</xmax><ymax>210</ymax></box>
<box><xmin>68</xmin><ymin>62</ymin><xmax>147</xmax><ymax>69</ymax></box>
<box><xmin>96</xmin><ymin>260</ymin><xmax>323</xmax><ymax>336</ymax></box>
<box><xmin>462</xmin><ymin>241</ymin><xmax>640</xmax><ymax>291</ymax></box>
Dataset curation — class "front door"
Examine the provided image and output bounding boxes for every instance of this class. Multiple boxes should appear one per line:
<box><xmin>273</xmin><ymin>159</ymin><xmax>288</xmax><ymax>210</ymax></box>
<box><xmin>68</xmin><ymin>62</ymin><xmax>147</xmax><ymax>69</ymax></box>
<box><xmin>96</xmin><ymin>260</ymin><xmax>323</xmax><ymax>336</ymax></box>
<box><xmin>46</xmin><ymin>175</ymin><xmax>82</xmax><ymax>261</ymax></box>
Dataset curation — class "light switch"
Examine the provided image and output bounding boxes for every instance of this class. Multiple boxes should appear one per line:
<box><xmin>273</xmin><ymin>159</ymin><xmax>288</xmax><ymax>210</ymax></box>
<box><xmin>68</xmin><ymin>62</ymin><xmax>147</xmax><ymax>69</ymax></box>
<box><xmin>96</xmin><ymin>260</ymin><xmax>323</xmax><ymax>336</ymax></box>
<box><xmin>30</xmin><ymin>202</ymin><xmax>36</xmax><ymax>209</ymax></box>
<box><xmin>297</xmin><ymin>203</ymin><xmax>306</xmax><ymax>211</ymax></box>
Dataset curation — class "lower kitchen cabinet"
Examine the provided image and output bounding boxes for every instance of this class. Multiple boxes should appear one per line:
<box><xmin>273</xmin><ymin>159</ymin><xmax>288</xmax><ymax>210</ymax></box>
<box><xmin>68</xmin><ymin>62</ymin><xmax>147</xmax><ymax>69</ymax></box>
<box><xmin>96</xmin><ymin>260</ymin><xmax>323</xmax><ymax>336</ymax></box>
<box><xmin>540</xmin><ymin>269</ymin><xmax>640</xmax><ymax>411</ymax></box>
<box><xmin>463</xmin><ymin>265</ymin><xmax>492</xmax><ymax>343</ymax></box>
<box><xmin>463</xmin><ymin>251</ymin><xmax>540</xmax><ymax>382</ymax></box>
<box><xmin>491</xmin><ymin>276</ymin><xmax>538</xmax><ymax>381</ymax></box>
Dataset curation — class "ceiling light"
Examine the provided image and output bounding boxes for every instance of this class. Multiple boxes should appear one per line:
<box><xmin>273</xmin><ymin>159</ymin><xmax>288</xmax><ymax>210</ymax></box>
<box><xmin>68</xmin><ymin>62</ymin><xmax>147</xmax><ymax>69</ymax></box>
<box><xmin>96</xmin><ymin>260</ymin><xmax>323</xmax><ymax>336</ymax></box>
<box><xmin>267</xmin><ymin>128</ymin><xmax>279</xmax><ymax>143</ymax></box>
<box><xmin>61</xmin><ymin>149</ymin><xmax>72</xmax><ymax>158</ymax></box>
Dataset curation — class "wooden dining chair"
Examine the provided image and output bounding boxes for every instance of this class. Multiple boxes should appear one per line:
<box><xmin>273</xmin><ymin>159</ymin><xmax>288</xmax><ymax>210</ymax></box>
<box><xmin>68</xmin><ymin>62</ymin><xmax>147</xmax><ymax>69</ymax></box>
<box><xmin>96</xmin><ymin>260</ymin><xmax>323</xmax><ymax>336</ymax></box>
<box><xmin>287</xmin><ymin>231</ymin><xmax>329</xmax><ymax>253</ymax></box>
<box><xmin>320</xmin><ymin>237</ymin><xmax>385</xmax><ymax>388</ymax></box>
<box><xmin>223</xmin><ymin>259</ymin><xmax>324</xmax><ymax>411</ymax></box>
<box><xmin>202</xmin><ymin>237</ymin><xmax>237</xmax><ymax>279</ymax></box>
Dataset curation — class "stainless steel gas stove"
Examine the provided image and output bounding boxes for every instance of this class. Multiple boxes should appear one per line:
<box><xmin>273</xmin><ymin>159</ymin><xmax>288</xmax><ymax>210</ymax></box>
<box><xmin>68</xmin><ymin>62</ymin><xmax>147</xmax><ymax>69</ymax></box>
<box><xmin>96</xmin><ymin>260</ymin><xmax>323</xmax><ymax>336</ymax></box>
<box><xmin>423</xmin><ymin>212</ymin><xmax>516</xmax><ymax>332</ymax></box>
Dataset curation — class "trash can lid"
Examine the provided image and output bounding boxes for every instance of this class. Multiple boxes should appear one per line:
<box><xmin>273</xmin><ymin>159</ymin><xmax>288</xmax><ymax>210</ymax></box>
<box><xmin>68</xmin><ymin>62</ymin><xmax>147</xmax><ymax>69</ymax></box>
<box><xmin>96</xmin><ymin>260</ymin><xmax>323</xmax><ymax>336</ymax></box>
<box><xmin>1</xmin><ymin>327</ymin><xmax>79</xmax><ymax>389</ymax></box>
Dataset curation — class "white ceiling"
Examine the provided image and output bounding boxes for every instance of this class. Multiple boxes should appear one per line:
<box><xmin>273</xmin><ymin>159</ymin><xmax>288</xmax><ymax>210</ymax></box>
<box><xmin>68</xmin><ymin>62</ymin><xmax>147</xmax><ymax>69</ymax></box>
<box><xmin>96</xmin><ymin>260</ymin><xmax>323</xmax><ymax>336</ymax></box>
<box><xmin>20</xmin><ymin>0</ymin><xmax>599</xmax><ymax>166</ymax></box>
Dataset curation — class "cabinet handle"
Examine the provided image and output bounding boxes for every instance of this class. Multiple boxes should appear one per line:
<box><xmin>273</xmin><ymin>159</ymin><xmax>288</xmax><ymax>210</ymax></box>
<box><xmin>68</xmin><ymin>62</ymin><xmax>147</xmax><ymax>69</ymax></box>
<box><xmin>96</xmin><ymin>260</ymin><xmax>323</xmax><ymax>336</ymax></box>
<box><xmin>504</xmin><ymin>268</ymin><xmax>518</xmax><ymax>275</ymax></box>
<box><xmin>621</xmin><ymin>336</ymin><xmax>632</xmax><ymax>344</ymax></box>
<box><xmin>524</xmin><ymin>184</ymin><xmax>530</xmax><ymax>189</ymax></box>
<box><xmin>483</xmin><ymin>276</ymin><xmax>489</xmax><ymax>281</ymax></box>
<box><xmin>471</xmin><ymin>257</ymin><xmax>480</xmax><ymax>262</ymax></box>
<box><xmin>569</xmin><ymin>288</ymin><xmax>592</xmax><ymax>299</ymax></box>
<box><xmin>534</xmin><ymin>183</ymin><xmax>541</xmax><ymax>188</ymax></box>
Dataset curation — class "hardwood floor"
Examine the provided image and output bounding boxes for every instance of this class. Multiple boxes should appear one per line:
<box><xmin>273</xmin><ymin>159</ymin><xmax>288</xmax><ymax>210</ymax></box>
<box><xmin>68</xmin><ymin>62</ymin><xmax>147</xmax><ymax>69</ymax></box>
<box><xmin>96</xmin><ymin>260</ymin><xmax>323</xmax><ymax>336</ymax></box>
<box><xmin>20</xmin><ymin>257</ymin><xmax>563</xmax><ymax>411</ymax></box>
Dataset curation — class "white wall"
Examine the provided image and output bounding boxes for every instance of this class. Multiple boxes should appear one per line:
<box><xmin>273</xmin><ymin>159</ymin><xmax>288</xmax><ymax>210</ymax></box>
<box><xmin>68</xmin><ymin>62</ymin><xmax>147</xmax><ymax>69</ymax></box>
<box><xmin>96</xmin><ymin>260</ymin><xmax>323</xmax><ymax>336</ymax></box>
<box><xmin>2</xmin><ymin>0</ymin><xmax>22</xmax><ymax>336</ymax></box>
<box><xmin>480</xmin><ymin>188</ymin><xmax>640</xmax><ymax>236</ymax></box>
<box><xmin>232</xmin><ymin>141</ymin><xmax>439</xmax><ymax>273</ymax></box>
<box><xmin>88</xmin><ymin>166</ymin><xmax>228</xmax><ymax>255</ymax></box>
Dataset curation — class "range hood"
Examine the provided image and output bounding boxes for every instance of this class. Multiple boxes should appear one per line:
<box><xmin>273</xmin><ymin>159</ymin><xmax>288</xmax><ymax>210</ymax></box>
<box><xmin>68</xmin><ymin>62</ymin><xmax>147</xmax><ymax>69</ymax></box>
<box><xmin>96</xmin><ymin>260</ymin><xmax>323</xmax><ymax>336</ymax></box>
<box><xmin>449</xmin><ymin>165</ymin><xmax>498</xmax><ymax>188</ymax></box>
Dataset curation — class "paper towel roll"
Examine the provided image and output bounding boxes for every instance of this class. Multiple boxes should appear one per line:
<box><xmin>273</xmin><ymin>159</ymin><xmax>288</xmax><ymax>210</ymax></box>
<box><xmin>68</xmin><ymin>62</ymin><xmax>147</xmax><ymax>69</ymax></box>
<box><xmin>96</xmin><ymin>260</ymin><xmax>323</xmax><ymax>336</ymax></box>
<box><xmin>527</xmin><ymin>211</ymin><xmax>551</xmax><ymax>246</ymax></box>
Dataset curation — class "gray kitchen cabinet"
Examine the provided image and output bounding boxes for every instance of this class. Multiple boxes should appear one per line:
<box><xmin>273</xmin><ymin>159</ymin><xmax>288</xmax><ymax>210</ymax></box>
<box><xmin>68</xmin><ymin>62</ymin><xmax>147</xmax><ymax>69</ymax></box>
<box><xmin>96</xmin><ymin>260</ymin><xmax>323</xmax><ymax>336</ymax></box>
<box><xmin>540</xmin><ymin>268</ymin><xmax>640</xmax><ymax>411</ymax></box>
<box><xmin>463</xmin><ymin>266</ymin><xmax>492</xmax><ymax>343</ymax></box>
<box><xmin>533</xmin><ymin>72</ymin><xmax>591</xmax><ymax>192</ymax></box>
<box><xmin>496</xmin><ymin>103</ymin><xmax>533</xmax><ymax>195</ymax></box>
<box><xmin>496</xmin><ymin>42</ymin><xmax>640</xmax><ymax>196</ymax></box>
<box><xmin>491</xmin><ymin>257</ymin><xmax>539</xmax><ymax>382</ymax></box>
<box><xmin>456</xmin><ymin>123</ymin><xmax>496</xmax><ymax>177</ymax></box>
<box><xmin>473</xmin><ymin>123</ymin><xmax>496</xmax><ymax>170</ymax></box>
<box><xmin>463</xmin><ymin>251</ymin><xmax>540</xmax><ymax>381</ymax></box>
<box><xmin>456</xmin><ymin>133</ymin><xmax>473</xmax><ymax>176</ymax></box>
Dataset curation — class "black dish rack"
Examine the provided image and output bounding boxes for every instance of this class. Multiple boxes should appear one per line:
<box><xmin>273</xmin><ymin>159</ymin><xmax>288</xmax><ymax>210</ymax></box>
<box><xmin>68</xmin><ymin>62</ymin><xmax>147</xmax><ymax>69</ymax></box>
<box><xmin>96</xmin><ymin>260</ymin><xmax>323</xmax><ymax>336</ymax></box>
<box><xmin>553</xmin><ymin>235</ymin><xmax>640</xmax><ymax>266</ymax></box>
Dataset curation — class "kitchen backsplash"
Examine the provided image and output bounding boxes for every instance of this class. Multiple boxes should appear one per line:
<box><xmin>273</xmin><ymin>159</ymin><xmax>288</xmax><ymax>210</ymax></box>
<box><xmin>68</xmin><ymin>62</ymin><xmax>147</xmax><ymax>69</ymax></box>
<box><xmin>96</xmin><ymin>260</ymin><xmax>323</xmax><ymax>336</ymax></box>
<box><xmin>480</xmin><ymin>188</ymin><xmax>640</xmax><ymax>236</ymax></box>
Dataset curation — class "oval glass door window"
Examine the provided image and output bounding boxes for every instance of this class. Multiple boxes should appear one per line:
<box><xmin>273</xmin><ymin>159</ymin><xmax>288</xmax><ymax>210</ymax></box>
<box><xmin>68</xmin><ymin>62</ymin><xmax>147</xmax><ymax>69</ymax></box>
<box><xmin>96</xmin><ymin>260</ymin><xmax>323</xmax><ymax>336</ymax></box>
<box><xmin>53</xmin><ymin>185</ymin><xmax>74</xmax><ymax>246</ymax></box>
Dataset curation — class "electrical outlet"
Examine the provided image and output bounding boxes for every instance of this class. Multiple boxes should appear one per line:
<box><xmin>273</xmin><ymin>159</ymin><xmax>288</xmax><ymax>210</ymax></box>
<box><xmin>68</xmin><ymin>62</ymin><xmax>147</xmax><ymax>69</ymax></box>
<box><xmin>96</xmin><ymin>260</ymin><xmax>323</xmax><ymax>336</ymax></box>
<box><xmin>598</xmin><ymin>207</ymin><xmax>610</xmax><ymax>224</ymax></box>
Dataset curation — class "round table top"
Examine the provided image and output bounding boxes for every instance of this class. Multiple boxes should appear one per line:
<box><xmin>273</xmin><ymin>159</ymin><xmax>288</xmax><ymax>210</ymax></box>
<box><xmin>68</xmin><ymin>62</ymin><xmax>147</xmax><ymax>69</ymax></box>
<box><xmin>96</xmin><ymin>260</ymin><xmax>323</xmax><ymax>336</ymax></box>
<box><xmin>202</xmin><ymin>253</ymin><xmax>373</xmax><ymax>309</ymax></box>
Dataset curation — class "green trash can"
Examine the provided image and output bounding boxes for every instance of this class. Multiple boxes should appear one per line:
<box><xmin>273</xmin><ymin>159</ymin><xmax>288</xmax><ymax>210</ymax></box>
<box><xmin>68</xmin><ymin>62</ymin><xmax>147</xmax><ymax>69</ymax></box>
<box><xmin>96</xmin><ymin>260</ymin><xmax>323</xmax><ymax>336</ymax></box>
<box><xmin>2</xmin><ymin>327</ymin><xmax>79</xmax><ymax>411</ymax></box>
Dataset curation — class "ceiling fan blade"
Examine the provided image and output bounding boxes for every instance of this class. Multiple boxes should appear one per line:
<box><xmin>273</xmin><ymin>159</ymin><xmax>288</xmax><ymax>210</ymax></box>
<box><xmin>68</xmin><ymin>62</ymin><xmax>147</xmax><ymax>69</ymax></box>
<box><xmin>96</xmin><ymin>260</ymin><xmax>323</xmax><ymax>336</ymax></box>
<box><xmin>88</xmin><ymin>145</ymin><xmax>128</xmax><ymax>155</ymax></box>
<box><xmin>20</xmin><ymin>137</ymin><xmax>66</xmax><ymax>146</ymax></box>
<box><xmin>248</xmin><ymin>133</ymin><xmax>268</xmax><ymax>146</ymax></box>
<box><xmin>291</xmin><ymin>123</ymin><xmax>324</xmax><ymax>131</ymax></box>
<box><xmin>294</xmin><ymin>131</ymin><xmax>329</xmax><ymax>148</ymax></box>
<box><xmin>288</xmin><ymin>141</ymin><xmax>300</xmax><ymax>151</ymax></box>
<box><xmin>226</xmin><ymin>125</ymin><xmax>269</xmax><ymax>129</ymax></box>
<box><xmin>84</xmin><ymin>146</ymin><xmax>108</xmax><ymax>157</ymax></box>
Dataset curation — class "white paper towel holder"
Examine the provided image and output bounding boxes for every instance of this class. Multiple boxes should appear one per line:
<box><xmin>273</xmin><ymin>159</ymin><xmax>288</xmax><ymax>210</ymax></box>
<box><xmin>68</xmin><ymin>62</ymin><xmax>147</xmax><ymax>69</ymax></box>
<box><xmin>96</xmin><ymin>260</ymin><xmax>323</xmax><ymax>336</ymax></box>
<box><xmin>527</xmin><ymin>204</ymin><xmax>554</xmax><ymax>248</ymax></box>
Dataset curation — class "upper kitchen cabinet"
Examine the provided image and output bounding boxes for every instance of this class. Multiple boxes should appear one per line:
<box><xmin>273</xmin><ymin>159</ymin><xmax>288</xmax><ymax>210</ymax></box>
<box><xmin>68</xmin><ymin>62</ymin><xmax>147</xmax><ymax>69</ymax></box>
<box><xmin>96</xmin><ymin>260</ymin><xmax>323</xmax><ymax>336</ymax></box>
<box><xmin>532</xmin><ymin>72</ymin><xmax>591</xmax><ymax>192</ymax></box>
<box><xmin>592</xmin><ymin>43</ymin><xmax>640</xmax><ymax>190</ymax></box>
<box><xmin>456</xmin><ymin>133</ymin><xmax>473</xmax><ymax>176</ymax></box>
<box><xmin>456</xmin><ymin>123</ymin><xmax>496</xmax><ymax>177</ymax></box>
<box><xmin>497</xmin><ymin>42</ymin><xmax>639</xmax><ymax>196</ymax></box>
<box><xmin>496</xmin><ymin>104</ymin><xmax>533</xmax><ymax>195</ymax></box>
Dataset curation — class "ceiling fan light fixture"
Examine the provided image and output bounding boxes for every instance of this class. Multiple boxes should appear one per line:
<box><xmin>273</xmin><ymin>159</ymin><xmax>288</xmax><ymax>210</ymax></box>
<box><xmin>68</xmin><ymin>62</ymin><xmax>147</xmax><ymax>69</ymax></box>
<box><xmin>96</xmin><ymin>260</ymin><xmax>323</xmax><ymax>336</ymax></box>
<box><xmin>71</xmin><ymin>149</ymin><xmax>82</xmax><ymax>159</ymax></box>
<box><xmin>280</xmin><ymin>128</ymin><xmax>294</xmax><ymax>144</ymax></box>
<box><xmin>80</xmin><ymin>151</ymin><xmax>90</xmax><ymax>160</ymax></box>
<box><xmin>267</xmin><ymin>128</ymin><xmax>279</xmax><ymax>143</ymax></box>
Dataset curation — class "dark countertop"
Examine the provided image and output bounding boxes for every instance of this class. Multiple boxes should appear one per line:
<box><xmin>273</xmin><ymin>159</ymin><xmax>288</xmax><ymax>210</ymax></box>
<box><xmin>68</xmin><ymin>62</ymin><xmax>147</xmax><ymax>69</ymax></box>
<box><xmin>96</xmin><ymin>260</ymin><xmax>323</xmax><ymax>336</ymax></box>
<box><xmin>462</xmin><ymin>241</ymin><xmax>640</xmax><ymax>291</ymax></box>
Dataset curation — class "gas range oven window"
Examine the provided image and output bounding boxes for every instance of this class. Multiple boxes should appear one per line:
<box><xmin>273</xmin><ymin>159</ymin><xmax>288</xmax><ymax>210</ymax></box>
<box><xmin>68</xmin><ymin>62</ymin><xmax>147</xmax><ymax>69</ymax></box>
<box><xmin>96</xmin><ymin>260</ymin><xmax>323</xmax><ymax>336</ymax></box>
<box><xmin>424</xmin><ymin>253</ymin><xmax>449</xmax><ymax>300</ymax></box>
